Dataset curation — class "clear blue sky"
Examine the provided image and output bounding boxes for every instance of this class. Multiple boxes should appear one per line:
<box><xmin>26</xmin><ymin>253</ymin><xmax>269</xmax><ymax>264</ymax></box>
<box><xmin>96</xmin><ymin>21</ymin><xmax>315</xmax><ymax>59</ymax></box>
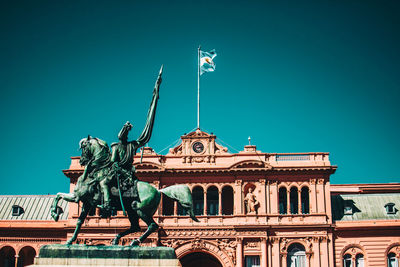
<box><xmin>1</xmin><ymin>0</ymin><xmax>399</xmax><ymax>195</ymax></box>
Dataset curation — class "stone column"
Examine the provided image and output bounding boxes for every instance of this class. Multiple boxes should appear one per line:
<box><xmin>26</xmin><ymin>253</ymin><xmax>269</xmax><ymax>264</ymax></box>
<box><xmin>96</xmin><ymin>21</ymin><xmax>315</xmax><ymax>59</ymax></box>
<box><xmin>269</xmin><ymin>181</ymin><xmax>278</xmax><ymax>214</ymax></box>
<box><xmin>236</xmin><ymin>238</ymin><xmax>243</xmax><ymax>267</ymax></box>
<box><xmin>328</xmin><ymin>234</ymin><xmax>334</xmax><ymax>267</ymax></box>
<box><xmin>271</xmin><ymin>238</ymin><xmax>280</xmax><ymax>267</ymax></box>
<box><xmin>307</xmin><ymin>253</ymin><xmax>312</xmax><ymax>267</ymax></box>
<box><xmin>159</xmin><ymin>193</ymin><xmax>163</xmax><ymax>218</ymax></box>
<box><xmin>281</xmin><ymin>253</ymin><xmax>287</xmax><ymax>267</ymax></box>
<box><xmin>261</xmin><ymin>238</ymin><xmax>268</xmax><ymax>267</ymax></box>
<box><xmin>320</xmin><ymin>237</ymin><xmax>329</xmax><ymax>267</ymax></box>
<box><xmin>266</xmin><ymin>181</ymin><xmax>271</xmax><ymax>214</ymax></box>
<box><xmin>286</xmin><ymin>189</ymin><xmax>291</xmax><ymax>214</ymax></box>
<box><xmin>153</xmin><ymin>181</ymin><xmax>161</xmax><ymax>216</ymax></box>
<box><xmin>15</xmin><ymin>255</ymin><xmax>19</xmax><ymax>267</ymax></box>
<box><xmin>316</xmin><ymin>179</ymin><xmax>324</xmax><ymax>213</ymax></box>
<box><xmin>259</xmin><ymin>179</ymin><xmax>266</xmax><ymax>215</ymax></box>
<box><xmin>310</xmin><ymin>179</ymin><xmax>317</xmax><ymax>213</ymax></box>
<box><xmin>174</xmin><ymin>201</ymin><xmax>177</xmax><ymax>216</ymax></box>
<box><xmin>325</xmin><ymin>182</ymin><xmax>332</xmax><ymax>223</ymax></box>
<box><xmin>235</xmin><ymin>180</ymin><xmax>243</xmax><ymax>215</ymax></box>
<box><xmin>218</xmin><ymin>189</ymin><xmax>222</xmax><ymax>215</ymax></box>
<box><xmin>268</xmin><ymin>238</ymin><xmax>273</xmax><ymax>267</ymax></box>
<box><xmin>203</xmin><ymin>190</ymin><xmax>207</xmax><ymax>215</ymax></box>
<box><xmin>313</xmin><ymin>237</ymin><xmax>321</xmax><ymax>267</ymax></box>
<box><xmin>298</xmin><ymin>189</ymin><xmax>302</xmax><ymax>214</ymax></box>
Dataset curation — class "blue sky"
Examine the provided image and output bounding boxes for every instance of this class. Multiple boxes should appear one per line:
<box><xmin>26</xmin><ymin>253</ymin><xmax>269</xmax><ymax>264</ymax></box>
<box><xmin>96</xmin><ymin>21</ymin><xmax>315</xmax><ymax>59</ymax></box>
<box><xmin>1</xmin><ymin>0</ymin><xmax>399</xmax><ymax>194</ymax></box>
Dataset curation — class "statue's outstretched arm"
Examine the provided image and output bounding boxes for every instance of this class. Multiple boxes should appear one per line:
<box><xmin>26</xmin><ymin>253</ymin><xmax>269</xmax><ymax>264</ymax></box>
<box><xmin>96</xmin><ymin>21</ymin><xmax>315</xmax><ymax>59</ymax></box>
<box><xmin>135</xmin><ymin>65</ymin><xmax>163</xmax><ymax>147</ymax></box>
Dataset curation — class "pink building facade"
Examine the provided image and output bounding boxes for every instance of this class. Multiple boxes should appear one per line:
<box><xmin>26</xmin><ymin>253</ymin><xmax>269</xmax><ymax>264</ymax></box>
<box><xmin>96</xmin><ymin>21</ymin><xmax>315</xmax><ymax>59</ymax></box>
<box><xmin>1</xmin><ymin>130</ymin><xmax>399</xmax><ymax>267</ymax></box>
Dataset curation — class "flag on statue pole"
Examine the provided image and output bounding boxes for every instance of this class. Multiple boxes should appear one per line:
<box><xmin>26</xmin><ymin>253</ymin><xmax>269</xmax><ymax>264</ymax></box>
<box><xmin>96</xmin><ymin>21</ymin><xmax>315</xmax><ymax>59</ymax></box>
<box><xmin>200</xmin><ymin>49</ymin><xmax>217</xmax><ymax>75</ymax></box>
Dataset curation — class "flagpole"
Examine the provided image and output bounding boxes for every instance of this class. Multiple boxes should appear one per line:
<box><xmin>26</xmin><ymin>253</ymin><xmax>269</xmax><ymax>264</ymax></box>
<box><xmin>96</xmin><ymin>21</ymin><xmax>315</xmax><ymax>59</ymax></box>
<box><xmin>197</xmin><ymin>45</ymin><xmax>201</xmax><ymax>129</ymax></box>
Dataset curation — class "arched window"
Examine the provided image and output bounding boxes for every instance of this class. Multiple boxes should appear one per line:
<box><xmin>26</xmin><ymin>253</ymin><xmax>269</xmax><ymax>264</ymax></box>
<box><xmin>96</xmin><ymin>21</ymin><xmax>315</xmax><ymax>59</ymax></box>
<box><xmin>301</xmin><ymin>187</ymin><xmax>309</xmax><ymax>214</ymax></box>
<box><xmin>287</xmin><ymin>243</ymin><xmax>306</xmax><ymax>267</ymax></box>
<box><xmin>177</xmin><ymin>202</ymin><xmax>186</xmax><ymax>216</ymax></box>
<box><xmin>342</xmin><ymin>246</ymin><xmax>365</xmax><ymax>267</ymax></box>
<box><xmin>0</xmin><ymin>246</ymin><xmax>16</xmax><ymax>267</ymax></box>
<box><xmin>343</xmin><ymin>254</ymin><xmax>352</xmax><ymax>267</ymax></box>
<box><xmin>355</xmin><ymin>254</ymin><xmax>364</xmax><ymax>267</ymax></box>
<box><xmin>279</xmin><ymin>187</ymin><xmax>287</xmax><ymax>214</ymax></box>
<box><xmin>162</xmin><ymin>193</ymin><xmax>174</xmax><ymax>216</ymax></box>
<box><xmin>192</xmin><ymin>186</ymin><xmax>204</xmax><ymax>216</ymax></box>
<box><xmin>222</xmin><ymin>186</ymin><xmax>234</xmax><ymax>215</ymax></box>
<box><xmin>290</xmin><ymin>187</ymin><xmax>298</xmax><ymax>214</ymax></box>
<box><xmin>388</xmin><ymin>252</ymin><xmax>398</xmax><ymax>267</ymax></box>
<box><xmin>207</xmin><ymin>186</ymin><xmax>219</xmax><ymax>215</ymax></box>
<box><xmin>18</xmin><ymin>246</ymin><xmax>36</xmax><ymax>267</ymax></box>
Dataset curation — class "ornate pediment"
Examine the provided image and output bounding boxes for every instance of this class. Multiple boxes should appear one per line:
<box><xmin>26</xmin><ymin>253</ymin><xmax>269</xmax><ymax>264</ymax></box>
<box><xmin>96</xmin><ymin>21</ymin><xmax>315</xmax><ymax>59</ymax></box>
<box><xmin>230</xmin><ymin>160</ymin><xmax>272</xmax><ymax>170</ymax></box>
<box><xmin>184</xmin><ymin>130</ymin><xmax>212</xmax><ymax>138</ymax></box>
<box><xmin>167</xmin><ymin>129</ymin><xmax>228</xmax><ymax>163</ymax></box>
<box><xmin>134</xmin><ymin>162</ymin><xmax>164</xmax><ymax>170</ymax></box>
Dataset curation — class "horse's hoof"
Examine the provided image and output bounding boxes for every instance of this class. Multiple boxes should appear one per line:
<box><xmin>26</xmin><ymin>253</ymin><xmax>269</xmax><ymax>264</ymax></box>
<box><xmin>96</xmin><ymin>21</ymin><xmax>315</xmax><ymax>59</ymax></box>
<box><xmin>130</xmin><ymin>239</ymin><xmax>141</xmax><ymax>247</ymax></box>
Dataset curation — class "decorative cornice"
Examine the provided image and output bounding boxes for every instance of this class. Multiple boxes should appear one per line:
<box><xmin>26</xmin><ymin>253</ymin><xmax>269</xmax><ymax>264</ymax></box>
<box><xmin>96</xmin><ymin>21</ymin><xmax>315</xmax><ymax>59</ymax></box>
<box><xmin>0</xmin><ymin>238</ymin><xmax>62</xmax><ymax>243</ymax></box>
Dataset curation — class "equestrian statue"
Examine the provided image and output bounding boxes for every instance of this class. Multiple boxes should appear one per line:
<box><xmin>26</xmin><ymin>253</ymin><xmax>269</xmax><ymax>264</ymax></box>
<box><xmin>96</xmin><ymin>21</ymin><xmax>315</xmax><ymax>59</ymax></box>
<box><xmin>50</xmin><ymin>66</ymin><xmax>199</xmax><ymax>246</ymax></box>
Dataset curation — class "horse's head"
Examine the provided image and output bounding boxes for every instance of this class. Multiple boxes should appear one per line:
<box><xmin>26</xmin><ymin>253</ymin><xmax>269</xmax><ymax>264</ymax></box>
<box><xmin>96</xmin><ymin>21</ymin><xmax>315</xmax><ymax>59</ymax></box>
<box><xmin>79</xmin><ymin>135</ymin><xmax>110</xmax><ymax>166</ymax></box>
<box><xmin>79</xmin><ymin>135</ymin><xmax>95</xmax><ymax>166</ymax></box>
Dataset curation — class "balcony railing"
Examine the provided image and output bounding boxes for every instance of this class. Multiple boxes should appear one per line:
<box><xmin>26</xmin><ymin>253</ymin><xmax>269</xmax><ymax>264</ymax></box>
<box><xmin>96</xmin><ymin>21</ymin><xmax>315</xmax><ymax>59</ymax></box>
<box><xmin>276</xmin><ymin>154</ymin><xmax>311</xmax><ymax>161</ymax></box>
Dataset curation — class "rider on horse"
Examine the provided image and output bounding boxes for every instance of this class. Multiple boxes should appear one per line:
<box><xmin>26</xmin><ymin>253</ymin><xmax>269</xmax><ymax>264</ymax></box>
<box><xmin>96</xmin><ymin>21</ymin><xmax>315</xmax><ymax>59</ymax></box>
<box><xmin>99</xmin><ymin>121</ymin><xmax>139</xmax><ymax>212</ymax></box>
<box><xmin>98</xmin><ymin>69</ymin><xmax>161</xmax><ymax>213</ymax></box>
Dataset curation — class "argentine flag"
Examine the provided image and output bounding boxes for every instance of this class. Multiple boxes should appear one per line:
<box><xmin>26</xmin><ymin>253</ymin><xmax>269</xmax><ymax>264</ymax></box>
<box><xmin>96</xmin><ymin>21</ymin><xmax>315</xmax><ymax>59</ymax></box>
<box><xmin>200</xmin><ymin>49</ymin><xmax>217</xmax><ymax>75</ymax></box>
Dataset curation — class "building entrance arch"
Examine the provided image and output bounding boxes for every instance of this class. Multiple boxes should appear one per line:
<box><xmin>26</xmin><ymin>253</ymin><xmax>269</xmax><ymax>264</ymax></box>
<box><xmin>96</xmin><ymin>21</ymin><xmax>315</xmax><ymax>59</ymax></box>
<box><xmin>180</xmin><ymin>252</ymin><xmax>222</xmax><ymax>267</ymax></box>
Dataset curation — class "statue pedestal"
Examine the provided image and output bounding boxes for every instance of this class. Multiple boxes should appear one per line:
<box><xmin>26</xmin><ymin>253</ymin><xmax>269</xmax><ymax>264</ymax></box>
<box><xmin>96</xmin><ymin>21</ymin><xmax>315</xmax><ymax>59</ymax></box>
<box><xmin>33</xmin><ymin>244</ymin><xmax>181</xmax><ymax>267</ymax></box>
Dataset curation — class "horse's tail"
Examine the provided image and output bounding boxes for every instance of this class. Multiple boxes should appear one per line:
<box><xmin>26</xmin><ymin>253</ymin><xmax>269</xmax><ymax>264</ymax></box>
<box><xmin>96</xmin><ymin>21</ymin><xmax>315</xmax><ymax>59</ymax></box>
<box><xmin>160</xmin><ymin>185</ymin><xmax>199</xmax><ymax>222</ymax></box>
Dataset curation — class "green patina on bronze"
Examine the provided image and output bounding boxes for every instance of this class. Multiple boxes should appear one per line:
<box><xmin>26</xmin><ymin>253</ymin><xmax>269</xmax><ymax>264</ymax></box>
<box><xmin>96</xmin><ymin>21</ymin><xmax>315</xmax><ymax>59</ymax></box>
<box><xmin>39</xmin><ymin>245</ymin><xmax>177</xmax><ymax>259</ymax></box>
<box><xmin>49</xmin><ymin>66</ymin><xmax>199</xmax><ymax>247</ymax></box>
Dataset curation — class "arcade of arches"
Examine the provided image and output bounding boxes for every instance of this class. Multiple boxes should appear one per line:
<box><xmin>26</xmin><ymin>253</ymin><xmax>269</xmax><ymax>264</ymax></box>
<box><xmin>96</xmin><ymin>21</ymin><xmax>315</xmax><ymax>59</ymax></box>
<box><xmin>0</xmin><ymin>246</ymin><xmax>36</xmax><ymax>267</ymax></box>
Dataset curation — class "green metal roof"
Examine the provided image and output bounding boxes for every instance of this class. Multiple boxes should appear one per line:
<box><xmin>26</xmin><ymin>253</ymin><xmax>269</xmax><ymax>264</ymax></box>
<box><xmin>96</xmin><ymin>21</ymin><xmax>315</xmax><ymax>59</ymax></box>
<box><xmin>0</xmin><ymin>195</ymin><xmax>69</xmax><ymax>221</ymax></box>
<box><xmin>331</xmin><ymin>193</ymin><xmax>400</xmax><ymax>221</ymax></box>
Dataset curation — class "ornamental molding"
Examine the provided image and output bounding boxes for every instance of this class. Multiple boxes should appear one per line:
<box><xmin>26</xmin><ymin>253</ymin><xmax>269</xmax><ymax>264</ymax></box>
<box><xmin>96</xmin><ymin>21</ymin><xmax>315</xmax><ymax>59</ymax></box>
<box><xmin>164</xmin><ymin>228</ymin><xmax>237</xmax><ymax>238</ymax></box>
<box><xmin>235</xmin><ymin>179</ymin><xmax>243</xmax><ymax>186</ymax></box>
<box><xmin>340</xmin><ymin>243</ymin><xmax>366</xmax><ymax>259</ymax></box>
<box><xmin>160</xmin><ymin>239</ymin><xmax>183</xmax><ymax>249</ymax></box>
<box><xmin>0</xmin><ymin>238</ymin><xmax>62</xmax><ymax>243</ymax></box>
<box><xmin>229</xmin><ymin>160</ymin><xmax>272</xmax><ymax>170</ymax></box>
<box><xmin>244</xmin><ymin>240</ymin><xmax>260</xmax><ymax>250</ymax></box>
<box><xmin>217</xmin><ymin>239</ymin><xmax>237</xmax><ymax>264</ymax></box>
<box><xmin>279</xmin><ymin>237</ymin><xmax>313</xmax><ymax>254</ymax></box>
<box><xmin>191</xmin><ymin>237</ymin><xmax>207</xmax><ymax>250</ymax></box>
<box><xmin>386</xmin><ymin>243</ymin><xmax>400</xmax><ymax>256</ymax></box>
<box><xmin>174</xmin><ymin>238</ymin><xmax>235</xmax><ymax>267</ymax></box>
<box><xmin>134</xmin><ymin>162</ymin><xmax>165</xmax><ymax>171</ymax></box>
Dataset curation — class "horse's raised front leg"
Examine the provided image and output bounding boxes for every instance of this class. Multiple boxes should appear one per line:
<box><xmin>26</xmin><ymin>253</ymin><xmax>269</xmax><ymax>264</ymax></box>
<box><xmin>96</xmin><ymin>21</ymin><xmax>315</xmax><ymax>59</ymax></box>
<box><xmin>112</xmin><ymin>210</ymin><xmax>141</xmax><ymax>245</ymax></box>
<box><xmin>51</xmin><ymin>192</ymin><xmax>78</xmax><ymax>222</ymax></box>
<box><xmin>66</xmin><ymin>202</ymin><xmax>90</xmax><ymax>245</ymax></box>
<box><xmin>130</xmin><ymin>210</ymin><xmax>159</xmax><ymax>247</ymax></box>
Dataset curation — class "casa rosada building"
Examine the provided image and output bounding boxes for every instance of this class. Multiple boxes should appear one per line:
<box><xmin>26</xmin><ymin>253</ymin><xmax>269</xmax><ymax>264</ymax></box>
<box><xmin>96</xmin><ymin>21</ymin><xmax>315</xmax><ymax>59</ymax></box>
<box><xmin>1</xmin><ymin>129</ymin><xmax>400</xmax><ymax>267</ymax></box>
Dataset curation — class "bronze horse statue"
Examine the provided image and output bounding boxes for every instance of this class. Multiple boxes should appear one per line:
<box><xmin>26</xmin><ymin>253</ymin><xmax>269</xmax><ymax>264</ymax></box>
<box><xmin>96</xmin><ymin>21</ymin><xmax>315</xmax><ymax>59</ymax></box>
<box><xmin>50</xmin><ymin>66</ymin><xmax>198</xmax><ymax>246</ymax></box>
<box><xmin>50</xmin><ymin>136</ymin><xmax>199</xmax><ymax>246</ymax></box>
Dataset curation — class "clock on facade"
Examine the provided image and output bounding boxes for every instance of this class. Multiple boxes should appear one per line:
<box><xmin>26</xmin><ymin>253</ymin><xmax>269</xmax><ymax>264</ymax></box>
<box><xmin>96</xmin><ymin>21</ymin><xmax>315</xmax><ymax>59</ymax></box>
<box><xmin>192</xmin><ymin>141</ymin><xmax>204</xmax><ymax>153</ymax></box>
